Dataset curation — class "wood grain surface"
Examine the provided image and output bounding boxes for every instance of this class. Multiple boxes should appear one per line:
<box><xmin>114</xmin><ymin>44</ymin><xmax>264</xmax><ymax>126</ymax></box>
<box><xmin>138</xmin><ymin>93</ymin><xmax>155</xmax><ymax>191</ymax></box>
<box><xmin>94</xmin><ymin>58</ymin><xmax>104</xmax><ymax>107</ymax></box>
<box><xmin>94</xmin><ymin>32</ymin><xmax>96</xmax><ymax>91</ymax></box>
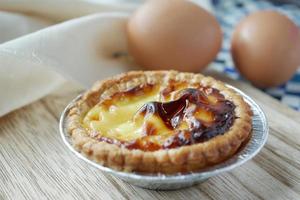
<box><xmin>0</xmin><ymin>74</ymin><xmax>300</xmax><ymax>200</ymax></box>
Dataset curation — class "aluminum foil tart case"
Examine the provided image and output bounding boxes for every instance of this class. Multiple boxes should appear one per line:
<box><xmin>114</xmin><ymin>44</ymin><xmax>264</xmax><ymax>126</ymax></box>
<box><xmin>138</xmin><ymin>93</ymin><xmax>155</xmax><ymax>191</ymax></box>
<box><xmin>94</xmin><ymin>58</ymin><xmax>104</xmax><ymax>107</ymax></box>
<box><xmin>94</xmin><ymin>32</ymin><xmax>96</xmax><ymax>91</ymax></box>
<box><xmin>59</xmin><ymin>84</ymin><xmax>268</xmax><ymax>190</ymax></box>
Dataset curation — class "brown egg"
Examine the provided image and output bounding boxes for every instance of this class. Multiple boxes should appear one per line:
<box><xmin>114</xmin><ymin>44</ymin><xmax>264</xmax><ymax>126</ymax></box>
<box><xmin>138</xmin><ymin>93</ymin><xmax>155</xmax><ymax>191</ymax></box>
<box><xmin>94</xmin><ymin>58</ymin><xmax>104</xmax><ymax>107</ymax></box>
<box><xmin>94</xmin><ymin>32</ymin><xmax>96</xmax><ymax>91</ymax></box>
<box><xmin>126</xmin><ymin>0</ymin><xmax>222</xmax><ymax>72</ymax></box>
<box><xmin>231</xmin><ymin>10</ymin><xmax>300</xmax><ymax>88</ymax></box>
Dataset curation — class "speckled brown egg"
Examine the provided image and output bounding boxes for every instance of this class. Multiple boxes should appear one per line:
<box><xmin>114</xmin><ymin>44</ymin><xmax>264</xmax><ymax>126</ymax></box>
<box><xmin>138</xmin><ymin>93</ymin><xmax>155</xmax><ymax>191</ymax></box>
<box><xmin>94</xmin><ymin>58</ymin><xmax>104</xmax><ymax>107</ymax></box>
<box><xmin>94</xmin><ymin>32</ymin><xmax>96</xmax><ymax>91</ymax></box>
<box><xmin>231</xmin><ymin>10</ymin><xmax>300</xmax><ymax>88</ymax></box>
<box><xmin>126</xmin><ymin>0</ymin><xmax>222</xmax><ymax>72</ymax></box>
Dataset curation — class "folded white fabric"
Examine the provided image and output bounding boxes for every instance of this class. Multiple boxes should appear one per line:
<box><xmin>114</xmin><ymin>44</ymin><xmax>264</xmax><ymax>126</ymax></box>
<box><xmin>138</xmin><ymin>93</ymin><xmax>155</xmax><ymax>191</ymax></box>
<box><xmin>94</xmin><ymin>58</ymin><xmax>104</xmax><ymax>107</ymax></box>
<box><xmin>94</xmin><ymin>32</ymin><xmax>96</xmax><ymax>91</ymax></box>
<box><xmin>0</xmin><ymin>0</ymin><xmax>212</xmax><ymax>117</ymax></box>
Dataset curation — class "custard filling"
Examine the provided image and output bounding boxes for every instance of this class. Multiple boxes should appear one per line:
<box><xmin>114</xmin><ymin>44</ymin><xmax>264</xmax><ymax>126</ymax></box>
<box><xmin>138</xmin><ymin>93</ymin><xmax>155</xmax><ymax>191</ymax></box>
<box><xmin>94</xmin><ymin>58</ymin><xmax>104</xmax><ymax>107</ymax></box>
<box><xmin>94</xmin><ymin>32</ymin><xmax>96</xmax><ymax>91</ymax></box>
<box><xmin>82</xmin><ymin>82</ymin><xmax>236</xmax><ymax>151</ymax></box>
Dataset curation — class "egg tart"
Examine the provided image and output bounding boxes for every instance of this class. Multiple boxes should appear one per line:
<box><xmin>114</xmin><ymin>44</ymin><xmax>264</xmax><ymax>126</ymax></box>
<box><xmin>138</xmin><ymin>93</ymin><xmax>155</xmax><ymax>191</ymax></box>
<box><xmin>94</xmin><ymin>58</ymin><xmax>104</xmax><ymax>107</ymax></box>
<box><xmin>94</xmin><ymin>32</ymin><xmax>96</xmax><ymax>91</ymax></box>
<box><xmin>67</xmin><ymin>71</ymin><xmax>252</xmax><ymax>174</ymax></box>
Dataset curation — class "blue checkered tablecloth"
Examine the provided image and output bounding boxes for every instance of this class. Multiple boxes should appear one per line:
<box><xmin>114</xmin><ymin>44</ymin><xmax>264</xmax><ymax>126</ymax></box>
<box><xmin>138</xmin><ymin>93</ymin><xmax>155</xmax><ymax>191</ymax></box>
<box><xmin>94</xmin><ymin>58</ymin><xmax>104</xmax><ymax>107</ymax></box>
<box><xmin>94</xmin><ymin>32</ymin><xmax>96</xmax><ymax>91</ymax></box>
<box><xmin>210</xmin><ymin>0</ymin><xmax>300</xmax><ymax>111</ymax></box>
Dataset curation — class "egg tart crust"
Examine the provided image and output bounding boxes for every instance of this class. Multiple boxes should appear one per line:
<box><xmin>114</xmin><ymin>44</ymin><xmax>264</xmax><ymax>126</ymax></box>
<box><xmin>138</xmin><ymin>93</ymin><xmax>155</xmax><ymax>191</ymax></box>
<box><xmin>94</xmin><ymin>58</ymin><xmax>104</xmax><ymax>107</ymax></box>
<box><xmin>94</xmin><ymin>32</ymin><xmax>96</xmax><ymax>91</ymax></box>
<box><xmin>67</xmin><ymin>71</ymin><xmax>252</xmax><ymax>174</ymax></box>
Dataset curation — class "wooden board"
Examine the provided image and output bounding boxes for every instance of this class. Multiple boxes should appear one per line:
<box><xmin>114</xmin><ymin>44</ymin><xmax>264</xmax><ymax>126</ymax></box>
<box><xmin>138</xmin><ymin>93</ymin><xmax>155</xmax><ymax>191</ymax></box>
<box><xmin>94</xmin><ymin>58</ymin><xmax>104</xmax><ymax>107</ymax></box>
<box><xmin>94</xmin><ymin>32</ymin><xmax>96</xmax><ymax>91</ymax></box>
<box><xmin>1</xmin><ymin>74</ymin><xmax>300</xmax><ymax>200</ymax></box>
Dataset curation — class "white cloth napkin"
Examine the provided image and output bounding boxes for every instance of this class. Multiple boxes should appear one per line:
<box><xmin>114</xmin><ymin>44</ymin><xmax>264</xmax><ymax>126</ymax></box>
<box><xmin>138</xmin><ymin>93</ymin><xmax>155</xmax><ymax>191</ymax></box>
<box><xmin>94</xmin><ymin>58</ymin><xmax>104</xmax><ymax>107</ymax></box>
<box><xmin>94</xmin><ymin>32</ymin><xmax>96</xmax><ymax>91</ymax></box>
<box><xmin>0</xmin><ymin>0</ymin><xmax>212</xmax><ymax>117</ymax></box>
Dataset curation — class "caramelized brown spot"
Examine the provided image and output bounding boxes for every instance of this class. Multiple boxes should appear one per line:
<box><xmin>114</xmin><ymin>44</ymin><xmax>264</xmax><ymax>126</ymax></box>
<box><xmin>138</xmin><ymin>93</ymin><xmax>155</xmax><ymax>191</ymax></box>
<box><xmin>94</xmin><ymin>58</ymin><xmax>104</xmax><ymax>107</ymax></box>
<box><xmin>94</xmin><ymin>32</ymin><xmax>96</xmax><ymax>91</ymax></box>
<box><xmin>93</xmin><ymin>85</ymin><xmax>236</xmax><ymax>152</ymax></box>
<box><xmin>137</xmin><ymin>96</ymin><xmax>187</xmax><ymax>129</ymax></box>
<box><xmin>125</xmin><ymin>139</ymin><xmax>161</xmax><ymax>151</ymax></box>
<box><xmin>134</xmin><ymin>88</ymin><xmax>236</xmax><ymax>149</ymax></box>
<box><xmin>160</xmin><ymin>80</ymin><xmax>188</xmax><ymax>100</ymax></box>
<box><xmin>101</xmin><ymin>84</ymin><xmax>155</xmax><ymax>108</ymax></box>
<box><xmin>142</xmin><ymin>122</ymin><xmax>157</xmax><ymax>136</ymax></box>
<box><xmin>163</xmin><ymin>131</ymin><xmax>191</xmax><ymax>149</ymax></box>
